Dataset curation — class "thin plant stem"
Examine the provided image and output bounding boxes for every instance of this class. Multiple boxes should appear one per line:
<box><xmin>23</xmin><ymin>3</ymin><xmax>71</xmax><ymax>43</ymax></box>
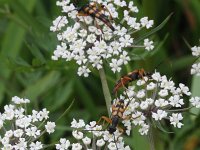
<box><xmin>148</xmin><ymin>125</ymin><xmax>155</xmax><ymax>150</ymax></box>
<box><xmin>56</xmin><ymin>99</ymin><xmax>75</xmax><ymax>122</ymax></box>
<box><xmin>99</xmin><ymin>68</ymin><xmax>112</xmax><ymax>116</ymax></box>
<box><xmin>31</xmin><ymin>130</ymin><xmax>46</xmax><ymax>142</ymax></box>
<box><xmin>166</xmin><ymin>106</ymin><xmax>194</xmax><ymax>112</ymax></box>
<box><xmin>43</xmin><ymin>142</ymin><xmax>58</xmax><ymax>149</ymax></box>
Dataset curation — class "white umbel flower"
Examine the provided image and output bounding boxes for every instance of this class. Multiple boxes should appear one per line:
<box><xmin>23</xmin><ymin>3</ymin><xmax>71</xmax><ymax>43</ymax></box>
<box><xmin>136</xmin><ymin>90</ymin><xmax>146</xmax><ymax>98</ymax></box>
<box><xmin>144</xmin><ymin>38</ymin><xmax>154</xmax><ymax>51</ymax></box>
<box><xmin>158</xmin><ymin>89</ymin><xmax>169</xmax><ymax>97</ymax></box>
<box><xmin>152</xmin><ymin>110</ymin><xmax>168</xmax><ymax>121</ymax></box>
<box><xmin>169</xmin><ymin>95</ymin><xmax>184</xmax><ymax>107</ymax></box>
<box><xmin>108</xmin><ymin>142</ymin><xmax>117</xmax><ymax>150</ymax></box>
<box><xmin>45</xmin><ymin>121</ymin><xmax>56</xmax><ymax>134</ymax></box>
<box><xmin>170</xmin><ymin>113</ymin><xmax>183</xmax><ymax>128</ymax></box>
<box><xmin>82</xmin><ymin>136</ymin><xmax>91</xmax><ymax>145</ymax></box>
<box><xmin>71</xmin><ymin>118</ymin><xmax>85</xmax><ymax>128</ymax></box>
<box><xmin>71</xmin><ymin>143</ymin><xmax>82</xmax><ymax>150</ymax></box>
<box><xmin>56</xmin><ymin>138</ymin><xmax>70</xmax><ymax>150</ymax></box>
<box><xmin>139</xmin><ymin>123</ymin><xmax>149</xmax><ymax>135</ymax></box>
<box><xmin>140</xmin><ymin>101</ymin><xmax>149</xmax><ymax>110</ymax></box>
<box><xmin>110</xmin><ymin>59</ymin><xmax>122</xmax><ymax>73</ymax></box>
<box><xmin>191</xmin><ymin>45</ymin><xmax>200</xmax><ymax>56</ymax></box>
<box><xmin>14</xmin><ymin>129</ymin><xmax>23</xmax><ymax>138</ymax></box>
<box><xmin>30</xmin><ymin>141</ymin><xmax>43</xmax><ymax>150</ymax></box>
<box><xmin>50</xmin><ymin>0</ymin><xmax>154</xmax><ymax>76</ymax></box>
<box><xmin>25</xmin><ymin>127</ymin><xmax>40</xmax><ymax>138</ymax></box>
<box><xmin>114</xmin><ymin>71</ymin><xmax>197</xmax><ymax>136</ymax></box>
<box><xmin>77</xmin><ymin>66</ymin><xmax>91</xmax><ymax>77</ymax></box>
<box><xmin>155</xmin><ymin>98</ymin><xmax>168</xmax><ymax>107</ymax></box>
<box><xmin>147</xmin><ymin>82</ymin><xmax>156</xmax><ymax>90</ymax></box>
<box><xmin>191</xmin><ymin>63</ymin><xmax>200</xmax><ymax>76</ymax></box>
<box><xmin>140</xmin><ymin>17</ymin><xmax>154</xmax><ymax>29</ymax></box>
<box><xmin>96</xmin><ymin>139</ymin><xmax>105</xmax><ymax>147</ymax></box>
<box><xmin>0</xmin><ymin>96</ymin><xmax>54</xmax><ymax>150</ymax></box>
<box><xmin>190</xmin><ymin>97</ymin><xmax>200</xmax><ymax>108</ymax></box>
<box><xmin>72</xmin><ymin>130</ymin><xmax>84</xmax><ymax>140</ymax></box>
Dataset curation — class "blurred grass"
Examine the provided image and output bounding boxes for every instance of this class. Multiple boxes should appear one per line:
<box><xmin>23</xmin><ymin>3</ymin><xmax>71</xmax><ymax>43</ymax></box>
<box><xmin>0</xmin><ymin>0</ymin><xmax>200</xmax><ymax>149</ymax></box>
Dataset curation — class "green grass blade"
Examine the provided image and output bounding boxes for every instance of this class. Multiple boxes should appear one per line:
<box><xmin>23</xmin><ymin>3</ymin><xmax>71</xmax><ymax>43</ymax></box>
<box><xmin>51</xmin><ymin>80</ymin><xmax>74</xmax><ymax>111</ymax></box>
<box><xmin>22</xmin><ymin>71</ymin><xmax>61</xmax><ymax>100</ymax></box>
<box><xmin>134</xmin><ymin>13</ymin><xmax>173</xmax><ymax>44</ymax></box>
<box><xmin>75</xmin><ymin>79</ymin><xmax>98</xmax><ymax>118</ymax></box>
<box><xmin>56</xmin><ymin>99</ymin><xmax>75</xmax><ymax>122</ymax></box>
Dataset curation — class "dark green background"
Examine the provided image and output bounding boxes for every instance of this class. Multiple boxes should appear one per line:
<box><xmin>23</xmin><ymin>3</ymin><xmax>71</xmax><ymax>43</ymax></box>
<box><xmin>0</xmin><ymin>0</ymin><xmax>200</xmax><ymax>149</ymax></box>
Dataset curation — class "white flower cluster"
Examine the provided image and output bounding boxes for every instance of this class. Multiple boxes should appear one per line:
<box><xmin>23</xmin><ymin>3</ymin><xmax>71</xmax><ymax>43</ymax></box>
<box><xmin>114</xmin><ymin>71</ymin><xmax>200</xmax><ymax>135</ymax></box>
<box><xmin>0</xmin><ymin>96</ymin><xmax>56</xmax><ymax>150</ymax></box>
<box><xmin>55</xmin><ymin>119</ymin><xmax>130</xmax><ymax>150</ymax></box>
<box><xmin>50</xmin><ymin>0</ymin><xmax>154</xmax><ymax>77</ymax></box>
<box><xmin>191</xmin><ymin>45</ymin><xmax>200</xmax><ymax>76</ymax></box>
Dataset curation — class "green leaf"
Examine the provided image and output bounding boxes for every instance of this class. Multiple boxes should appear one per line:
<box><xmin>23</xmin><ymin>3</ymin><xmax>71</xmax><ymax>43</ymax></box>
<box><xmin>26</xmin><ymin>42</ymin><xmax>46</xmax><ymax>64</ymax></box>
<box><xmin>190</xmin><ymin>0</ymin><xmax>200</xmax><ymax>25</ymax></box>
<box><xmin>51</xmin><ymin>80</ymin><xmax>74</xmax><ymax>111</ymax></box>
<box><xmin>55</xmin><ymin>125</ymin><xmax>73</xmax><ymax>131</ymax></box>
<box><xmin>10</xmin><ymin>0</ymin><xmax>46</xmax><ymax>33</ymax></box>
<box><xmin>8</xmin><ymin>57</ymin><xmax>30</xmax><ymax>67</ymax></box>
<box><xmin>172</xmin><ymin>55</ymin><xmax>195</xmax><ymax>71</ymax></box>
<box><xmin>155</xmin><ymin>121</ymin><xmax>174</xmax><ymax>134</ymax></box>
<box><xmin>190</xmin><ymin>76</ymin><xmax>200</xmax><ymax>118</ymax></box>
<box><xmin>0</xmin><ymin>0</ymin><xmax>12</xmax><ymax>5</ymax></box>
<box><xmin>32</xmin><ymin>59</ymin><xmax>45</xmax><ymax>68</ymax></box>
<box><xmin>22</xmin><ymin>71</ymin><xmax>61</xmax><ymax>100</ymax></box>
<box><xmin>75</xmin><ymin>79</ymin><xmax>98</xmax><ymax>118</ymax></box>
<box><xmin>150</xmin><ymin>33</ymin><xmax>169</xmax><ymax>57</ymax></box>
<box><xmin>134</xmin><ymin>13</ymin><xmax>173</xmax><ymax>44</ymax></box>
<box><xmin>0</xmin><ymin>0</ymin><xmax>37</xmax><ymax>103</ymax></box>
<box><xmin>131</xmin><ymin>127</ymin><xmax>150</xmax><ymax>150</ymax></box>
<box><xmin>56</xmin><ymin>99</ymin><xmax>75</xmax><ymax>122</ymax></box>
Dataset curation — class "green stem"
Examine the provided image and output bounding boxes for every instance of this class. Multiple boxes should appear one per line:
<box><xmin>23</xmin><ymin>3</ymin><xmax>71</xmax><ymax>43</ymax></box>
<box><xmin>166</xmin><ymin>106</ymin><xmax>194</xmax><ymax>112</ymax></box>
<box><xmin>43</xmin><ymin>142</ymin><xmax>58</xmax><ymax>149</ymax></box>
<box><xmin>148</xmin><ymin>125</ymin><xmax>155</xmax><ymax>150</ymax></box>
<box><xmin>99</xmin><ymin>68</ymin><xmax>112</xmax><ymax>116</ymax></box>
<box><xmin>31</xmin><ymin>130</ymin><xmax>46</xmax><ymax>143</ymax></box>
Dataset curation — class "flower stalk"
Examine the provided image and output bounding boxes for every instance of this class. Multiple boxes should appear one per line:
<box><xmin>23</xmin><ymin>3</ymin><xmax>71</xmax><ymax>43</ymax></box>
<box><xmin>99</xmin><ymin>67</ymin><xmax>112</xmax><ymax>116</ymax></box>
<box><xmin>148</xmin><ymin>126</ymin><xmax>155</xmax><ymax>150</ymax></box>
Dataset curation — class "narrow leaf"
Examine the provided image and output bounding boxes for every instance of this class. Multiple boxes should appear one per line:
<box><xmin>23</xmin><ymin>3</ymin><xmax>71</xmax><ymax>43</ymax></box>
<box><xmin>22</xmin><ymin>71</ymin><xmax>61</xmax><ymax>100</ymax></box>
<box><xmin>134</xmin><ymin>13</ymin><xmax>173</xmax><ymax>44</ymax></box>
<box><xmin>155</xmin><ymin>121</ymin><xmax>174</xmax><ymax>134</ymax></box>
<box><xmin>56</xmin><ymin>99</ymin><xmax>75</xmax><ymax>122</ymax></box>
<box><xmin>51</xmin><ymin>80</ymin><xmax>74</xmax><ymax>111</ymax></box>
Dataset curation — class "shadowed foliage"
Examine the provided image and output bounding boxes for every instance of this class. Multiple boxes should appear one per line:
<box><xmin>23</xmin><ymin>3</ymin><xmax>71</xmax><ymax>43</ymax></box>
<box><xmin>0</xmin><ymin>0</ymin><xmax>200</xmax><ymax>149</ymax></box>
